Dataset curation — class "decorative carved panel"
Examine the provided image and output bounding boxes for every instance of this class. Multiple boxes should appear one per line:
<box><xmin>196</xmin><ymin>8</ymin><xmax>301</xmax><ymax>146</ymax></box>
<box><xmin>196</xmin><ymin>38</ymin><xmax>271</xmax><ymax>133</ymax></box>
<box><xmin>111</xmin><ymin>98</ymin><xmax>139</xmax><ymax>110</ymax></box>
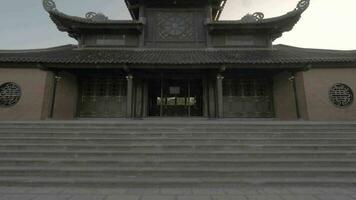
<box><xmin>0</xmin><ymin>82</ymin><xmax>21</xmax><ymax>107</ymax></box>
<box><xmin>157</xmin><ymin>12</ymin><xmax>194</xmax><ymax>41</ymax></box>
<box><xmin>329</xmin><ymin>83</ymin><xmax>354</xmax><ymax>108</ymax></box>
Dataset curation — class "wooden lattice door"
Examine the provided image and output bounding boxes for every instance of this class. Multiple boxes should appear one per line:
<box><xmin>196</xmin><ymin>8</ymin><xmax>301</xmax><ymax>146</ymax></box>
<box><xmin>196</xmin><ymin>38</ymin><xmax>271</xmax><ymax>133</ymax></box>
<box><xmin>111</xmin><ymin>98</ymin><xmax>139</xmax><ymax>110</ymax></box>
<box><xmin>223</xmin><ymin>77</ymin><xmax>274</xmax><ymax>118</ymax></box>
<box><xmin>78</xmin><ymin>76</ymin><xmax>127</xmax><ymax>118</ymax></box>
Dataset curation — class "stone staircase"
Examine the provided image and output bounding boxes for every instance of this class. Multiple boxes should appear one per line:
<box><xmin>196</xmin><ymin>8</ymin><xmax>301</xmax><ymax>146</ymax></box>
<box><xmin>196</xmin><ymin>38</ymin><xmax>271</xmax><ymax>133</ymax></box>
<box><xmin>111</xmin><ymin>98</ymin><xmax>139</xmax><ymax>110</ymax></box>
<box><xmin>0</xmin><ymin>120</ymin><xmax>355</xmax><ymax>187</ymax></box>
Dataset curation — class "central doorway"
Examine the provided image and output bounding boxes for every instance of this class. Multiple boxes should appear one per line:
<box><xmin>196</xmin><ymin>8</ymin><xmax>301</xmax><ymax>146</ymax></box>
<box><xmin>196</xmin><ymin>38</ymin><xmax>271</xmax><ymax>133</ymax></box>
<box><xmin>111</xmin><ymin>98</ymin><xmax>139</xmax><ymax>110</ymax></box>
<box><xmin>148</xmin><ymin>78</ymin><xmax>203</xmax><ymax>117</ymax></box>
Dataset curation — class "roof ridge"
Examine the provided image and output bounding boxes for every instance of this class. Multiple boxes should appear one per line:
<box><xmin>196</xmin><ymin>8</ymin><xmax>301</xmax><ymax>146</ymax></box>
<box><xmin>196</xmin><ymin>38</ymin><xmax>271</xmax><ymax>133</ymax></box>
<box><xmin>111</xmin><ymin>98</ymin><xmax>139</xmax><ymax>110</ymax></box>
<box><xmin>0</xmin><ymin>45</ymin><xmax>76</xmax><ymax>54</ymax></box>
<box><xmin>274</xmin><ymin>44</ymin><xmax>356</xmax><ymax>53</ymax></box>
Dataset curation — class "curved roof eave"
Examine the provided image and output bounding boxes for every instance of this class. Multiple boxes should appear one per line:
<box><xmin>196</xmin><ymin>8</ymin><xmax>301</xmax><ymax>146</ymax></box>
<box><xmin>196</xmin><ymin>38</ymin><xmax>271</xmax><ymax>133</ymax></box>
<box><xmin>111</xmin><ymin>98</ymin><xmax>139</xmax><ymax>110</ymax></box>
<box><xmin>42</xmin><ymin>0</ymin><xmax>143</xmax><ymax>37</ymax></box>
<box><xmin>207</xmin><ymin>0</ymin><xmax>310</xmax><ymax>40</ymax></box>
<box><xmin>48</xmin><ymin>10</ymin><xmax>142</xmax><ymax>25</ymax></box>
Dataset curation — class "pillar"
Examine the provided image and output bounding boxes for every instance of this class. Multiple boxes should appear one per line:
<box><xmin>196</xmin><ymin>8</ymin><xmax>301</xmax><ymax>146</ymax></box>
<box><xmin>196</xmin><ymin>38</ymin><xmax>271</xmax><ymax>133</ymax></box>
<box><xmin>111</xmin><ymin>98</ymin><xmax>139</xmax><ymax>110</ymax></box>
<box><xmin>126</xmin><ymin>74</ymin><xmax>133</xmax><ymax>118</ymax></box>
<box><xmin>216</xmin><ymin>74</ymin><xmax>224</xmax><ymax>118</ymax></box>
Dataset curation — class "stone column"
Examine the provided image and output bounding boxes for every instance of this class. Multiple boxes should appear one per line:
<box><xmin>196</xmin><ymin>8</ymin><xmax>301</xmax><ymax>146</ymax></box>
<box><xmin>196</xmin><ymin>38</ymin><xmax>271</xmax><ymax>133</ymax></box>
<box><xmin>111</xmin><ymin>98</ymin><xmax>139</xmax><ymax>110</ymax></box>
<box><xmin>216</xmin><ymin>74</ymin><xmax>224</xmax><ymax>118</ymax></box>
<box><xmin>126</xmin><ymin>75</ymin><xmax>133</xmax><ymax>118</ymax></box>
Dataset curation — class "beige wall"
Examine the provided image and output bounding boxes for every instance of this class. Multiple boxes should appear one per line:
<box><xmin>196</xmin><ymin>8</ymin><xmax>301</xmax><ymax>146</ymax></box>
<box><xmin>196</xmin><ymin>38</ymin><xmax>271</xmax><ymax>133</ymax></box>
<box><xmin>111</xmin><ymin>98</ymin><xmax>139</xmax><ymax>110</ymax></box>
<box><xmin>297</xmin><ymin>68</ymin><xmax>356</xmax><ymax>121</ymax></box>
<box><xmin>273</xmin><ymin>72</ymin><xmax>298</xmax><ymax>120</ymax></box>
<box><xmin>0</xmin><ymin>68</ymin><xmax>54</xmax><ymax>121</ymax></box>
<box><xmin>52</xmin><ymin>72</ymin><xmax>78</xmax><ymax>120</ymax></box>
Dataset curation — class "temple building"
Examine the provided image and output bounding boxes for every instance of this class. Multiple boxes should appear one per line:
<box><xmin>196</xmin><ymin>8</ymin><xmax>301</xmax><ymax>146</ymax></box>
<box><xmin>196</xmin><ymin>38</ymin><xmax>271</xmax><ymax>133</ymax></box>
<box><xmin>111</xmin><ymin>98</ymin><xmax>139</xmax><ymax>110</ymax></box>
<box><xmin>0</xmin><ymin>0</ymin><xmax>355</xmax><ymax>121</ymax></box>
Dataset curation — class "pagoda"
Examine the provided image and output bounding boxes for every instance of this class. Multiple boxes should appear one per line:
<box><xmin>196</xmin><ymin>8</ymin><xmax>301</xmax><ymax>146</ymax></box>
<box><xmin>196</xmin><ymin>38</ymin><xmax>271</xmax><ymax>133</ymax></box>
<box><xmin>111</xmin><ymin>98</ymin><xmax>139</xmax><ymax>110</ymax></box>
<box><xmin>0</xmin><ymin>0</ymin><xmax>356</xmax><ymax>121</ymax></box>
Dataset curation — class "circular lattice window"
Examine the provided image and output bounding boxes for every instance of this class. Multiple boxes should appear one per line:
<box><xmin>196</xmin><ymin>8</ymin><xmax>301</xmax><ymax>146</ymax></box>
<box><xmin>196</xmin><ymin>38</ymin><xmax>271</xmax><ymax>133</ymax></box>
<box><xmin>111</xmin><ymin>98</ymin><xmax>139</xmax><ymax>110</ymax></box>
<box><xmin>0</xmin><ymin>82</ymin><xmax>21</xmax><ymax>107</ymax></box>
<box><xmin>329</xmin><ymin>83</ymin><xmax>354</xmax><ymax>108</ymax></box>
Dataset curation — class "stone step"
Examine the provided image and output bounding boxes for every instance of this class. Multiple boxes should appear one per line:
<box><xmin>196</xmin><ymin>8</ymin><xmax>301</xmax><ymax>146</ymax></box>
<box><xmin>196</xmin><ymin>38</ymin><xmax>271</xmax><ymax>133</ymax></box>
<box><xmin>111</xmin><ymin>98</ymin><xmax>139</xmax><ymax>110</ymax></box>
<box><xmin>1</xmin><ymin>131</ymin><xmax>356</xmax><ymax>138</ymax></box>
<box><xmin>2</xmin><ymin>159</ymin><xmax>356</xmax><ymax>168</ymax></box>
<box><xmin>0</xmin><ymin>176</ymin><xmax>356</xmax><ymax>187</ymax></box>
<box><xmin>1</xmin><ymin>144</ymin><xmax>356</xmax><ymax>151</ymax></box>
<box><xmin>1</xmin><ymin>138</ymin><xmax>356</xmax><ymax>145</ymax></box>
<box><xmin>2</xmin><ymin>157</ymin><xmax>356</xmax><ymax>162</ymax></box>
<box><xmin>0</xmin><ymin>120</ymin><xmax>353</xmax><ymax>124</ymax></box>
<box><xmin>1</xmin><ymin>122</ymin><xmax>355</xmax><ymax>129</ymax></box>
<box><xmin>0</xmin><ymin>151</ymin><xmax>355</xmax><ymax>159</ymax></box>
<box><xmin>1</xmin><ymin>127</ymin><xmax>356</xmax><ymax>133</ymax></box>
<box><xmin>5</xmin><ymin>166</ymin><xmax>356</xmax><ymax>171</ymax></box>
<box><xmin>1</xmin><ymin>149</ymin><xmax>355</xmax><ymax>153</ymax></box>
<box><xmin>1</xmin><ymin>167</ymin><xmax>356</xmax><ymax>178</ymax></box>
<box><xmin>0</xmin><ymin>121</ymin><xmax>355</xmax><ymax>186</ymax></box>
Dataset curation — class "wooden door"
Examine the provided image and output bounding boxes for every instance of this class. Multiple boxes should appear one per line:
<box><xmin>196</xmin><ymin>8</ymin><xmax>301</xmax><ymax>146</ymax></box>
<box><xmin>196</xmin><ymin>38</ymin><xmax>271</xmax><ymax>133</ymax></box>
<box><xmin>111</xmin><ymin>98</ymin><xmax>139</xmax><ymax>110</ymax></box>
<box><xmin>78</xmin><ymin>76</ymin><xmax>127</xmax><ymax>118</ymax></box>
<box><xmin>223</xmin><ymin>77</ymin><xmax>274</xmax><ymax>118</ymax></box>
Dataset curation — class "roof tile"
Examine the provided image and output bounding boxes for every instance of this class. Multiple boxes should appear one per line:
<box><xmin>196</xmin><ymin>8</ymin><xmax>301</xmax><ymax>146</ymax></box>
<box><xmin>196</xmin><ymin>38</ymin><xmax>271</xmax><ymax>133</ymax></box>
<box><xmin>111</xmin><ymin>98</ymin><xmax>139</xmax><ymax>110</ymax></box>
<box><xmin>0</xmin><ymin>45</ymin><xmax>355</xmax><ymax>66</ymax></box>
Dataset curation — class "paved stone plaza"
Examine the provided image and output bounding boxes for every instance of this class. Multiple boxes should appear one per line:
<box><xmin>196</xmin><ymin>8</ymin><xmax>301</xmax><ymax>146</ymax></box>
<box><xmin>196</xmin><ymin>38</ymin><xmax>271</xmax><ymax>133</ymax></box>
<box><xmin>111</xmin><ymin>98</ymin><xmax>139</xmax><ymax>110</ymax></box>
<box><xmin>0</xmin><ymin>186</ymin><xmax>356</xmax><ymax>200</ymax></box>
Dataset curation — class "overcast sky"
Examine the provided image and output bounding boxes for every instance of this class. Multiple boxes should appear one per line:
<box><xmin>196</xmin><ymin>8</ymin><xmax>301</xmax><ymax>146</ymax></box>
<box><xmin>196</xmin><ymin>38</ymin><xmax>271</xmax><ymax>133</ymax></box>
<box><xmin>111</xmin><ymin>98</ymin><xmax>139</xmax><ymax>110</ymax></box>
<box><xmin>0</xmin><ymin>0</ymin><xmax>355</xmax><ymax>50</ymax></box>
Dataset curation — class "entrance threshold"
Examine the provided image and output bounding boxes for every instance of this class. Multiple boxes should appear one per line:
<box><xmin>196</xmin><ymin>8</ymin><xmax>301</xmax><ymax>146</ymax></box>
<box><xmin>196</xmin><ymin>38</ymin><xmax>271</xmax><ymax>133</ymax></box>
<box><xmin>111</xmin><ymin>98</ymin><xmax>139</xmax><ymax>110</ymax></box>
<box><xmin>6</xmin><ymin>119</ymin><xmax>355</xmax><ymax>125</ymax></box>
<box><xmin>75</xmin><ymin>117</ymin><xmax>278</xmax><ymax>122</ymax></box>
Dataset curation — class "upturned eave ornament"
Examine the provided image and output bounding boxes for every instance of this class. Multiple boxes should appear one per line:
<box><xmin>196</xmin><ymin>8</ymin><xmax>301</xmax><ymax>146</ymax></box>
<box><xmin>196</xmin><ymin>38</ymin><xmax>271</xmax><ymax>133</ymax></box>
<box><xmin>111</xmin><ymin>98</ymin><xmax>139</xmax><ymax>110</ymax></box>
<box><xmin>42</xmin><ymin>0</ymin><xmax>57</xmax><ymax>12</ymax></box>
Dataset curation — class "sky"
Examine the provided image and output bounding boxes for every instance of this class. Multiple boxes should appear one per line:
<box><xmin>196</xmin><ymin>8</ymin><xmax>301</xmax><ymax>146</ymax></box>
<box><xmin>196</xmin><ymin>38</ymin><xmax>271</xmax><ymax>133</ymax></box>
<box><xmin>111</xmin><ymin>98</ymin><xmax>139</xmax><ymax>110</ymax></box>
<box><xmin>0</xmin><ymin>0</ymin><xmax>355</xmax><ymax>50</ymax></box>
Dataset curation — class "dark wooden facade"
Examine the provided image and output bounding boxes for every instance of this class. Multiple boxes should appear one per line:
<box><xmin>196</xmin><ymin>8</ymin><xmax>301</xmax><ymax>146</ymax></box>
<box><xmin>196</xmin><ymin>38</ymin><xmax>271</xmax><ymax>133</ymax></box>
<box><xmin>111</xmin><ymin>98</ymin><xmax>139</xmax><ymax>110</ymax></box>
<box><xmin>34</xmin><ymin>0</ymin><xmax>312</xmax><ymax>118</ymax></box>
<box><xmin>8</xmin><ymin>0</ymin><xmax>356</xmax><ymax>120</ymax></box>
<box><xmin>1</xmin><ymin>0</ymin><xmax>356</xmax><ymax>121</ymax></box>
<box><xmin>70</xmin><ymin>69</ymin><xmax>277</xmax><ymax>118</ymax></box>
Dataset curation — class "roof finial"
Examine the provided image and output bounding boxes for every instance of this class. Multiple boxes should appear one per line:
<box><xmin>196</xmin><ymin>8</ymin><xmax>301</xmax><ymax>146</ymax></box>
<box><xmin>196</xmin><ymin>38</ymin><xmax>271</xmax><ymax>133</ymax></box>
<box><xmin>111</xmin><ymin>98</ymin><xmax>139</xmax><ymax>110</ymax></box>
<box><xmin>85</xmin><ymin>12</ymin><xmax>109</xmax><ymax>22</ymax></box>
<box><xmin>296</xmin><ymin>0</ymin><xmax>310</xmax><ymax>11</ymax></box>
<box><xmin>241</xmin><ymin>12</ymin><xmax>265</xmax><ymax>23</ymax></box>
<box><xmin>42</xmin><ymin>0</ymin><xmax>57</xmax><ymax>12</ymax></box>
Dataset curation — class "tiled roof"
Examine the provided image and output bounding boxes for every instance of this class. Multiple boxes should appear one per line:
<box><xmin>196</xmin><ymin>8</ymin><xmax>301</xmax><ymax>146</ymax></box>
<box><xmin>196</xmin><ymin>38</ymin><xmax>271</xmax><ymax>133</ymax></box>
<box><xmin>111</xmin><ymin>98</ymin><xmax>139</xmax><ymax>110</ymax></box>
<box><xmin>0</xmin><ymin>45</ymin><xmax>355</xmax><ymax>66</ymax></box>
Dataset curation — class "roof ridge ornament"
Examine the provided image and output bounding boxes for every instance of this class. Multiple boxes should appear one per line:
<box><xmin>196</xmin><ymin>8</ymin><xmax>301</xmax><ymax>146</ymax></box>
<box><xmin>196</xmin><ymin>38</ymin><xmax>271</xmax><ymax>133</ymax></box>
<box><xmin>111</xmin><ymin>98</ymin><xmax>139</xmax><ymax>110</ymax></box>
<box><xmin>240</xmin><ymin>0</ymin><xmax>310</xmax><ymax>23</ymax></box>
<box><xmin>296</xmin><ymin>0</ymin><xmax>310</xmax><ymax>11</ymax></box>
<box><xmin>241</xmin><ymin>12</ymin><xmax>265</xmax><ymax>23</ymax></box>
<box><xmin>42</xmin><ymin>0</ymin><xmax>110</xmax><ymax>22</ymax></box>
<box><xmin>85</xmin><ymin>12</ymin><xmax>109</xmax><ymax>22</ymax></box>
<box><xmin>42</xmin><ymin>0</ymin><xmax>57</xmax><ymax>12</ymax></box>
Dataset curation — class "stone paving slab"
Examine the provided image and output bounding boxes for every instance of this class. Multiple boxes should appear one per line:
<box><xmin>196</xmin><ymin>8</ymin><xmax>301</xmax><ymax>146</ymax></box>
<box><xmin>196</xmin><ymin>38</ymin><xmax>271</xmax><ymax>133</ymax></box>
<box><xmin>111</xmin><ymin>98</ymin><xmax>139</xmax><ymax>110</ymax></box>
<box><xmin>0</xmin><ymin>194</ymin><xmax>37</xmax><ymax>200</ymax></box>
<box><xmin>246</xmin><ymin>194</ymin><xmax>284</xmax><ymax>200</ymax></box>
<box><xmin>140</xmin><ymin>195</ymin><xmax>176</xmax><ymax>200</ymax></box>
<box><xmin>67</xmin><ymin>194</ymin><xmax>106</xmax><ymax>200</ymax></box>
<box><xmin>212</xmin><ymin>195</ymin><xmax>248</xmax><ymax>200</ymax></box>
<box><xmin>0</xmin><ymin>186</ymin><xmax>355</xmax><ymax>200</ymax></box>
<box><xmin>279</xmin><ymin>194</ymin><xmax>319</xmax><ymax>200</ymax></box>
<box><xmin>161</xmin><ymin>188</ymin><xmax>193</xmax><ymax>195</ymax></box>
<box><xmin>314</xmin><ymin>194</ymin><xmax>355</xmax><ymax>200</ymax></box>
<box><xmin>177</xmin><ymin>195</ymin><xmax>212</xmax><ymax>200</ymax></box>
<box><xmin>32</xmin><ymin>195</ymin><xmax>72</xmax><ymax>200</ymax></box>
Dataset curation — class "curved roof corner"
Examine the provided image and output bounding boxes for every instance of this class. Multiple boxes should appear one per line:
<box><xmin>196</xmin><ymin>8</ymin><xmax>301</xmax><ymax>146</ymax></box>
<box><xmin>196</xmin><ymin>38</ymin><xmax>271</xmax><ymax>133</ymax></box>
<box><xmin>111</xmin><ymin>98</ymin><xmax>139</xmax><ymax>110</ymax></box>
<box><xmin>42</xmin><ymin>0</ymin><xmax>143</xmax><ymax>40</ymax></box>
<box><xmin>207</xmin><ymin>0</ymin><xmax>310</xmax><ymax>41</ymax></box>
<box><xmin>240</xmin><ymin>0</ymin><xmax>310</xmax><ymax>23</ymax></box>
<box><xmin>42</xmin><ymin>0</ymin><xmax>111</xmax><ymax>23</ymax></box>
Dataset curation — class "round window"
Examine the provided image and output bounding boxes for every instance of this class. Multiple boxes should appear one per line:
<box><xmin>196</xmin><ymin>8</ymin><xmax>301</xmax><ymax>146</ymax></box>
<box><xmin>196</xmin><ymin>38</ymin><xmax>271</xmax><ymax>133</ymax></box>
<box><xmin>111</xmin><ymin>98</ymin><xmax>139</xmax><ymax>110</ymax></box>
<box><xmin>0</xmin><ymin>82</ymin><xmax>21</xmax><ymax>107</ymax></box>
<box><xmin>329</xmin><ymin>83</ymin><xmax>354</xmax><ymax>108</ymax></box>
